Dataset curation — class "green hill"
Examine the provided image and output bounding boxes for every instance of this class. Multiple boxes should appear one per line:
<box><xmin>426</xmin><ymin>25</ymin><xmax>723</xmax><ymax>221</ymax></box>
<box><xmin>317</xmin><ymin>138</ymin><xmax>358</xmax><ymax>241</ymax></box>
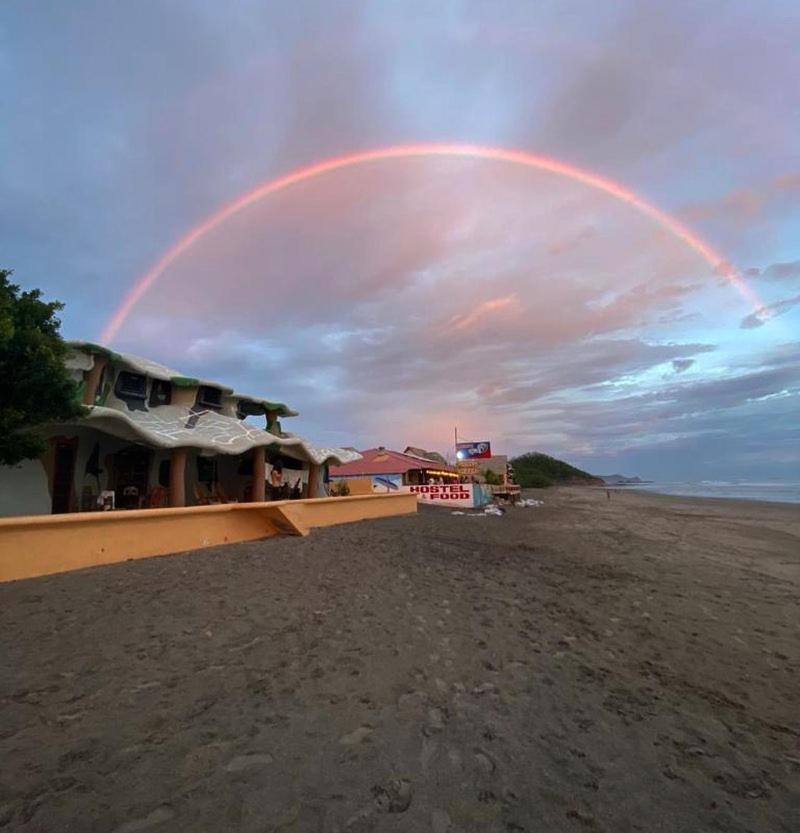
<box><xmin>510</xmin><ymin>452</ymin><xmax>603</xmax><ymax>489</ymax></box>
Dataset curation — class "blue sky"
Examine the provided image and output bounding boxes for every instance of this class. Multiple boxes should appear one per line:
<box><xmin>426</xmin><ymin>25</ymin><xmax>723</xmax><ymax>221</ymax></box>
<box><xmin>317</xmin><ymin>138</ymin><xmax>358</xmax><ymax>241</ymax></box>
<box><xmin>2</xmin><ymin>1</ymin><xmax>799</xmax><ymax>479</ymax></box>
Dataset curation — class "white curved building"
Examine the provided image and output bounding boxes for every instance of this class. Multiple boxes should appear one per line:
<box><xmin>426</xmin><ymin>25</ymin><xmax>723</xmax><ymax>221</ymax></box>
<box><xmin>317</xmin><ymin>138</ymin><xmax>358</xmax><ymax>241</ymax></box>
<box><xmin>0</xmin><ymin>342</ymin><xmax>360</xmax><ymax>516</ymax></box>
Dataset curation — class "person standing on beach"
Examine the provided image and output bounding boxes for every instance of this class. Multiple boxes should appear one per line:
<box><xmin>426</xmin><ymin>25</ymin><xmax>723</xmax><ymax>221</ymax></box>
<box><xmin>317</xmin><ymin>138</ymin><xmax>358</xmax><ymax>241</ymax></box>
<box><xmin>606</xmin><ymin>488</ymin><xmax>611</xmax><ymax>501</ymax></box>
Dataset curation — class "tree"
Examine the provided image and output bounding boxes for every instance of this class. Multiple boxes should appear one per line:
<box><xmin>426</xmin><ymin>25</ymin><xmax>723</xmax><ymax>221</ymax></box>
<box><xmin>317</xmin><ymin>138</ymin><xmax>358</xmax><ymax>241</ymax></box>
<box><xmin>483</xmin><ymin>468</ymin><xmax>503</xmax><ymax>486</ymax></box>
<box><xmin>0</xmin><ymin>270</ymin><xmax>86</xmax><ymax>465</ymax></box>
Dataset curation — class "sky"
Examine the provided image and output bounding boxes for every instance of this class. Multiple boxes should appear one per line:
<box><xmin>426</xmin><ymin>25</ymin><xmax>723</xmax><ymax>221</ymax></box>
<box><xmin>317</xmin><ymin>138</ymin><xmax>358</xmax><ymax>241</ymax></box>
<box><xmin>2</xmin><ymin>0</ymin><xmax>799</xmax><ymax>480</ymax></box>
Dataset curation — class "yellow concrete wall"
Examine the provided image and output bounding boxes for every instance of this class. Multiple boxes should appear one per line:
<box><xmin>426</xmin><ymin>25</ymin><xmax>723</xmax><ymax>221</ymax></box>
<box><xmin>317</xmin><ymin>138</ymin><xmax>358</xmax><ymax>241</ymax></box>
<box><xmin>334</xmin><ymin>477</ymin><xmax>374</xmax><ymax>496</ymax></box>
<box><xmin>0</xmin><ymin>493</ymin><xmax>417</xmax><ymax>583</ymax></box>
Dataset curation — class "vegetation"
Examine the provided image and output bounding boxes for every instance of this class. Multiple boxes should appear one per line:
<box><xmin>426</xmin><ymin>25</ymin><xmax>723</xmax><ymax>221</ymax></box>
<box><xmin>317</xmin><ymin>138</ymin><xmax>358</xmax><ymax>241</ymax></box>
<box><xmin>330</xmin><ymin>480</ymin><xmax>351</xmax><ymax>497</ymax></box>
<box><xmin>0</xmin><ymin>270</ymin><xmax>86</xmax><ymax>465</ymax></box>
<box><xmin>510</xmin><ymin>452</ymin><xmax>602</xmax><ymax>489</ymax></box>
<box><xmin>483</xmin><ymin>468</ymin><xmax>503</xmax><ymax>486</ymax></box>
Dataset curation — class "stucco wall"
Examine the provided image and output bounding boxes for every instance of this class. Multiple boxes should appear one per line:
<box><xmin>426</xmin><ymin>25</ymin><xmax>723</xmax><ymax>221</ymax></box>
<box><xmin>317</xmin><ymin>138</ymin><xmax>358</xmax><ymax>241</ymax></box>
<box><xmin>0</xmin><ymin>459</ymin><xmax>50</xmax><ymax>517</ymax></box>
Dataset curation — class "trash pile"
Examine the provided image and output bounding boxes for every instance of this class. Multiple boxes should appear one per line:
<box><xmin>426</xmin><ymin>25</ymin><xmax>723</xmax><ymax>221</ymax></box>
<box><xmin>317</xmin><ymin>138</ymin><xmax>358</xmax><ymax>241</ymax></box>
<box><xmin>451</xmin><ymin>499</ymin><xmax>543</xmax><ymax>517</ymax></box>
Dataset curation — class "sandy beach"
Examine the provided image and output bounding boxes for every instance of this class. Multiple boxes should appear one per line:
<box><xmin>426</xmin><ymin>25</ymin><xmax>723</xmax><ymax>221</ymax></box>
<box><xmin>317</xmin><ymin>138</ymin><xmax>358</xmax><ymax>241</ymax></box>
<box><xmin>1</xmin><ymin>487</ymin><xmax>798</xmax><ymax>832</ymax></box>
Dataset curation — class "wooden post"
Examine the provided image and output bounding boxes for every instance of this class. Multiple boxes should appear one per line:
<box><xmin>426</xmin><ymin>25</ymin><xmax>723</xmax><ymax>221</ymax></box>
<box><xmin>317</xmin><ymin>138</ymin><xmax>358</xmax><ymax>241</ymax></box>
<box><xmin>83</xmin><ymin>356</ymin><xmax>108</xmax><ymax>405</ymax></box>
<box><xmin>307</xmin><ymin>463</ymin><xmax>322</xmax><ymax>498</ymax></box>
<box><xmin>252</xmin><ymin>447</ymin><xmax>266</xmax><ymax>502</ymax></box>
<box><xmin>169</xmin><ymin>448</ymin><xmax>187</xmax><ymax>507</ymax></box>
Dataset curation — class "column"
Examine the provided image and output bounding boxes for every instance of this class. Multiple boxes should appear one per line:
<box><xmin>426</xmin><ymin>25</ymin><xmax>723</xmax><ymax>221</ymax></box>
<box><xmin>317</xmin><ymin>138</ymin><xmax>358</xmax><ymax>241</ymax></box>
<box><xmin>169</xmin><ymin>448</ymin><xmax>187</xmax><ymax>507</ymax></box>
<box><xmin>306</xmin><ymin>463</ymin><xmax>322</xmax><ymax>498</ymax></box>
<box><xmin>251</xmin><ymin>447</ymin><xmax>266</xmax><ymax>502</ymax></box>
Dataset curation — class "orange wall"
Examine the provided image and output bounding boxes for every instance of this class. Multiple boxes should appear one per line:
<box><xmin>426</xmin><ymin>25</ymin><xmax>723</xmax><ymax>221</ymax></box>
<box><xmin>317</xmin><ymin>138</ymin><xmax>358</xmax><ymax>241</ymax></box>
<box><xmin>335</xmin><ymin>477</ymin><xmax>374</xmax><ymax>496</ymax></box>
<box><xmin>0</xmin><ymin>493</ymin><xmax>417</xmax><ymax>583</ymax></box>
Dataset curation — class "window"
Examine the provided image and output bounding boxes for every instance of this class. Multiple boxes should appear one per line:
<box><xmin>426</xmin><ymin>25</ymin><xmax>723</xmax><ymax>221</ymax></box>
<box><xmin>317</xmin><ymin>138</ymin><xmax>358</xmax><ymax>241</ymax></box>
<box><xmin>115</xmin><ymin>371</ymin><xmax>147</xmax><ymax>400</ymax></box>
<box><xmin>196</xmin><ymin>386</ymin><xmax>222</xmax><ymax>410</ymax></box>
<box><xmin>149</xmin><ymin>379</ymin><xmax>172</xmax><ymax>407</ymax></box>
<box><xmin>236</xmin><ymin>399</ymin><xmax>262</xmax><ymax>420</ymax></box>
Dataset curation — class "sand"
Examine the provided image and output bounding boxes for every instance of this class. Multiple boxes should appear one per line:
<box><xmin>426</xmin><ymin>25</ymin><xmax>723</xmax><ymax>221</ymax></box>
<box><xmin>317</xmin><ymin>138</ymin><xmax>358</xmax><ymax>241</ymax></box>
<box><xmin>0</xmin><ymin>488</ymin><xmax>798</xmax><ymax>832</ymax></box>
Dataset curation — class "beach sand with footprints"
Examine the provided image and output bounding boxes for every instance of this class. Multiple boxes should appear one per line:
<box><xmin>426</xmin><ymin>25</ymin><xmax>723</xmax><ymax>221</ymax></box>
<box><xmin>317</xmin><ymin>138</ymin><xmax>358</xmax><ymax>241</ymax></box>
<box><xmin>1</xmin><ymin>488</ymin><xmax>798</xmax><ymax>832</ymax></box>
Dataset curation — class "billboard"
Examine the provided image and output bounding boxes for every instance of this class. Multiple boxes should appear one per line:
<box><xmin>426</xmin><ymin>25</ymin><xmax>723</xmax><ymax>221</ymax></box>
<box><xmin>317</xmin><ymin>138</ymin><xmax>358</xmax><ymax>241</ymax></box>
<box><xmin>456</xmin><ymin>441</ymin><xmax>491</xmax><ymax>460</ymax></box>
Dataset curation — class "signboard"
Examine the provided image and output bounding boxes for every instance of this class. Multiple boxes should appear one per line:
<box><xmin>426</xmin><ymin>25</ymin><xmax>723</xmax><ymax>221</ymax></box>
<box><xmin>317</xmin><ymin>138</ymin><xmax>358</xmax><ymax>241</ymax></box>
<box><xmin>456</xmin><ymin>460</ymin><xmax>480</xmax><ymax>477</ymax></box>
<box><xmin>402</xmin><ymin>483</ymin><xmax>491</xmax><ymax>508</ymax></box>
<box><xmin>408</xmin><ymin>483</ymin><xmax>474</xmax><ymax>507</ymax></box>
<box><xmin>456</xmin><ymin>441</ymin><xmax>491</xmax><ymax>460</ymax></box>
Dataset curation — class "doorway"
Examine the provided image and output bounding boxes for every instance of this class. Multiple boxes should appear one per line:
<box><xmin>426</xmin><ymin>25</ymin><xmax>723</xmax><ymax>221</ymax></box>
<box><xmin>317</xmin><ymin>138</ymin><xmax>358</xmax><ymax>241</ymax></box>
<box><xmin>112</xmin><ymin>445</ymin><xmax>152</xmax><ymax>509</ymax></box>
<box><xmin>51</xmin><ymin>439</ymin><xmax>78</xmax><ymax>514</ymax></box>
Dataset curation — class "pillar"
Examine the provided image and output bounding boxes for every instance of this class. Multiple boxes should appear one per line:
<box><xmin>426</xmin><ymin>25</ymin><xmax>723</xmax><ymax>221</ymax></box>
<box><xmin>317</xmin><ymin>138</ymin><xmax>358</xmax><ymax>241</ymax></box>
<box><xmin>169</xmin><ymin>448</ymin><xmax>187</xmax><ymax>507</ymax></box>
<box><xmin>83</xmin><ymin>356</ymin><xmax>107</xmax><ymax>405</ymax></box>
<box><xmin>252</xmin><ymin>447</ymin><xmax>266</xmax><ymax>502</ymax></box>
<box><xmin>307</xmin><ymin>463</ymin><xmax>323</xmax><ymax>498</ymax></box>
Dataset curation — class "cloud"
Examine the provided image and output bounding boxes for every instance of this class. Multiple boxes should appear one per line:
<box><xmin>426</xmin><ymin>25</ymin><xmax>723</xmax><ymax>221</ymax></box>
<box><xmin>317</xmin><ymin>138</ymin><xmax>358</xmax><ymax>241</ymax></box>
<box><xmin>762</xmin><ymin>260</ymin><xmax>800</xmax><ymax>281</ymax></box>
<box><xmin>740</xmin><ymin>294</ymin><xmax>800</xmax><ymax>328</ymax></box>
<box><xmin>2</xmin><ymin>0</ymin><xmax>798</xmax><ymax>479</ymax></box>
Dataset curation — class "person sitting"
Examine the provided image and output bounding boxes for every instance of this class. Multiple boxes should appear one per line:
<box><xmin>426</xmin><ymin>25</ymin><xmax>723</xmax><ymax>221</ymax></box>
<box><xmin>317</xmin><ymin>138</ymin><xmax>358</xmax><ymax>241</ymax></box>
<box><xmin>269</xmin><ymin>464</ymin><xmax>283</xmax><ymax>500</ymax></box>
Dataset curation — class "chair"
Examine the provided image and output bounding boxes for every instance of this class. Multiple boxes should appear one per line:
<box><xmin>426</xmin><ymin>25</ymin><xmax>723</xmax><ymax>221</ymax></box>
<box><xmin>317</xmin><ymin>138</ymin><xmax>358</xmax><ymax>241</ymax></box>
<box><xmin>211</xmin><ymin>482</ymin><xmax>230</xmax><ymax>503</ymax></box>
<box><xmin>145</xmin><ymin>485</ymin><xmax>168</xmax><ymax>508</ymax></box>
<box><xmin>193</xmin><ymin>482</ymin><xmax>218</xmax><ymax>505</ymax></box>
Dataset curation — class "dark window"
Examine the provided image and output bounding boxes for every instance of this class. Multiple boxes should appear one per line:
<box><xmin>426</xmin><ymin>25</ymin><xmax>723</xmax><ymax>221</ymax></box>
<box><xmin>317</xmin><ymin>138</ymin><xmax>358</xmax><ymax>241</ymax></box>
<box><xmin>149</xmin><ymin>379</ymin><xmax>172</xmax><ymax>407</ymax></box>
<box><xmin>237</xmin><ymin>399</ymin><xmax>263</xmax><ymax>420</ymax></box>
<box><xmin>158</xmin><ymin>459</ymin><xmax>171</xmax><ymax>487</ymax></box>
<box><xmin>197</xmin><ymin>456</ymin><xmax>218</xmax><ymax>483</ymax></box>
<box><xmin>196</xmin><ymin>386</ymin><xmax>222</xmax><ymax>410</ymax></box>
<box><xmin>266</xmin><ymin>450</ymin><xmax>304</xmax><ymax>470</ymax></box>
<box><xmin>115</xmin><ymin>371</ymin><xmax>147</xmax><ymax>400</ymax></box>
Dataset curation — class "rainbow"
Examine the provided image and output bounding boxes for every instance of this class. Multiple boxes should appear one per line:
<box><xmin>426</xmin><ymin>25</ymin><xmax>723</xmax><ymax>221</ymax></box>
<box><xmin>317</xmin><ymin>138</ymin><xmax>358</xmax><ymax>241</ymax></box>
<box><xmin>100</xmin><ymin>143</ymin><xmax>760</xmax><ymax>343</ymax></box>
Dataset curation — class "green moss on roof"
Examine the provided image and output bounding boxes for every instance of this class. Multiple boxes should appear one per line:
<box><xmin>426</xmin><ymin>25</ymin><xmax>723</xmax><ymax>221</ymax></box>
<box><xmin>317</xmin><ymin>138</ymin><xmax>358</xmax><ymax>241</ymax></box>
<box><xmin>170</xmin><ymin>376</ymin><xmax>200</xmax><ymax>388</ymax></box>
<box><xmin>263</xmin><ymin>401</ymin><xmax>295</xmax><ymax>416</ymax></box>
<box><xmin>76</xmin><ymin>342</ymin><xmax>125</xmax><ymax>363</ymax></box>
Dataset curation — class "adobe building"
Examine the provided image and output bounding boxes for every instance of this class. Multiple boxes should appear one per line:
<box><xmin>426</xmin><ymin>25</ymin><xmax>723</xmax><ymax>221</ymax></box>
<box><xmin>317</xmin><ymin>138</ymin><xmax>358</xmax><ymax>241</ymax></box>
<box><xmin>0</xmin><ymin>341</ymin><xmax>360</xmax><ymax>517</ymax></box>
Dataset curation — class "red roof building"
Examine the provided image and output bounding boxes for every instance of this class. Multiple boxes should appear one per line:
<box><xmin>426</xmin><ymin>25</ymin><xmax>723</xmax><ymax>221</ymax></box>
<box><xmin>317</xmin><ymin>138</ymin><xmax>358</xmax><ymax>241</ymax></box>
<box><xmin>328</xmin><ymin>447</ymin><xmax>457</xmax><ymax>485</ymax></box>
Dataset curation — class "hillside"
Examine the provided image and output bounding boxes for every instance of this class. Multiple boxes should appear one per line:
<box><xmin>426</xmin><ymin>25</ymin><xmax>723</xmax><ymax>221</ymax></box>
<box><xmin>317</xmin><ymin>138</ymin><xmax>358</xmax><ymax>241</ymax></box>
<box><xmin>510</xmin><ymin>452</ymin><xmax>604</xmax><ymax>489</ymax></box>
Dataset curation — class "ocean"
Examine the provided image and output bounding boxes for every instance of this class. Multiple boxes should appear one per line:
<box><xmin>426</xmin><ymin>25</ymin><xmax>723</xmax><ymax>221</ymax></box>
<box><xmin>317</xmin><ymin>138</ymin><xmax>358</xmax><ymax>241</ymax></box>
<box><xmin>625</xmin><ymin>481</ymin><xmax>800</xmax><ymax>505</ymax></box>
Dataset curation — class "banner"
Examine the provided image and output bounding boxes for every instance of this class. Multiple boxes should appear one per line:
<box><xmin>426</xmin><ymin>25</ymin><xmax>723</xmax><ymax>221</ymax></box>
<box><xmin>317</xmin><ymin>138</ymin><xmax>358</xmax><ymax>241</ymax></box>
<box><xmin>405</xmin><ymin>483</ymin><xmax>490</xmax><ymax>508</ymax></box>
<box><xmin>456</xmin><ymin>441</ymin><xmax>491</xmax><ymax>460</ymax></box>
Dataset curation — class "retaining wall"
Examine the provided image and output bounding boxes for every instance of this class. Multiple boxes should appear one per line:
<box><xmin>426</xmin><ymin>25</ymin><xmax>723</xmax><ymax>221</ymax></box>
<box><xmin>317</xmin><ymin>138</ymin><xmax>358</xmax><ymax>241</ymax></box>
<box><xmin>0</xmin><ymin>493</ymin><xmax>417</xmax><ymax>582</ymax></box>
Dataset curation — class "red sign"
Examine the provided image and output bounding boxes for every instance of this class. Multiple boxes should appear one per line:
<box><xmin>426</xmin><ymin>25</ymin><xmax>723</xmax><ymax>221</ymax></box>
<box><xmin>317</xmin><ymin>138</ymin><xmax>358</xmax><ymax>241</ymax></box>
<box><xmin>456</xmin><ymin>441</ymin><xmax>491</xmax><ymax>460</ymax></box>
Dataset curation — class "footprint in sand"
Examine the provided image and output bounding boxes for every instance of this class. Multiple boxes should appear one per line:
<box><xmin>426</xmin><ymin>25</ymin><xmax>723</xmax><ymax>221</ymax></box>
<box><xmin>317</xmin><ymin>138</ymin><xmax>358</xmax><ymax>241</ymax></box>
<box><xmin>474</xmin><ymin>748</ymin><xmax>497</xmax><ymax>774</ymax></box>
<box><xmin>112</xmin><ymin>806</ymin><xmax>175</xmax><ymax>833</ymax></box>
<box><xmin>431</xmin><ymin>808</ymin><xmax>452</xmax><ymax>832</ymax></box>
<box><xmin>339</xmin><ymin>725</ymin><xmax>374</xmax><ymax>746</ymax></box>
<box><xmin>225</xmin><ymin>753</ymin><xmax>274</xmax><ymax>773</ymax></box>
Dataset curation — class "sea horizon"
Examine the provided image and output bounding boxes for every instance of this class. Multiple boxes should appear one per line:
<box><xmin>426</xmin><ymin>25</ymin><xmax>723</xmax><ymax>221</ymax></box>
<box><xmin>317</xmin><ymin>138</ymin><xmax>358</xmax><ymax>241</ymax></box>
<box><xmin>621</xmin><ymin>480</ymin><xmax>800</xmax><ymax>505</ymax></box>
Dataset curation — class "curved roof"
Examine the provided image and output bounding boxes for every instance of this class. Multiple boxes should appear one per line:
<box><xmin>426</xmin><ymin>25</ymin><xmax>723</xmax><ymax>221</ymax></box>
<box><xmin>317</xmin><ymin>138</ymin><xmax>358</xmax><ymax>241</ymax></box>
<box><xmin>68</xmin><ymin>341</ymin><xmax>297</xmax><ymax>417</ymax></box>
<box><xmin>79</xmin><ymin>405</ymin><xmax>360</xmax><ymax>465</ymax></box>
<box><xmin>66</xmin><ymin>341</ymin><xmax>354</xmax><ymax>464</ymax></box>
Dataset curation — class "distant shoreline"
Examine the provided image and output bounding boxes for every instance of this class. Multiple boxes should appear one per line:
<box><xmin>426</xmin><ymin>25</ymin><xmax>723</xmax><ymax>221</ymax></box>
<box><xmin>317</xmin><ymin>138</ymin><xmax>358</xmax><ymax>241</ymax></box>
<box><xmin>585</xmin><ymin>482</ymin><xmax>800</xmax><ymax>506</ymax></box>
